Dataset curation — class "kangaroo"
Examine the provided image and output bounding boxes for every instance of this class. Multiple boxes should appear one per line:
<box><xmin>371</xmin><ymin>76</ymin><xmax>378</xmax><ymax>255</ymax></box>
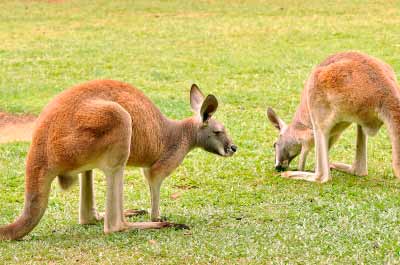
<box><xmin>0</xmin><ymin>80</ymin><xmax>237</xmax><ymax>240</ymax></box>
<box><xmin>267</xmin><ymin>51</ymin><xmax>400</xmax><ymax>183</ymax></box>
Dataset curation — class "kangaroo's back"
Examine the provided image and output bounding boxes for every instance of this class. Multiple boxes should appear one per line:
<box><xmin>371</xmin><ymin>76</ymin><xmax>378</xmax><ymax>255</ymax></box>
<box><xmin>311</xmin><ymin>52</ymin><xmax>399</xmax><ymax>109</ymax></box>
<box><xmin>35</xmin><ymin>80</ymin><xmax>167</xmax><ymax>170</ymax></box>
<box><xmin>306</xmin><ymin>52</ymin><xmax>400</xmax><ymax>135</ymax></box>
<box><xmin>39</xmin><ymin>80</ymin><xmax>163</xmax><ymax>123</ymax></box>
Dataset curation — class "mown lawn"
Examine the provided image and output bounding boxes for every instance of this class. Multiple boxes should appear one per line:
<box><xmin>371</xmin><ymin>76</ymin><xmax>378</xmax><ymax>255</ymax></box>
<box><xmin>1</xmin><ymin>0</ymin><xmax>400</xmax><ymax>264</ymax></box>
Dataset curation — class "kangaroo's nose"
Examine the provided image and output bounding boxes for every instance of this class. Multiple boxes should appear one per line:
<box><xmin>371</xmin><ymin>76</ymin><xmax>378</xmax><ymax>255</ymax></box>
<box><xmin>231</xmin><ymin>145</ymin><xmax>237</xmax><ymax>153</ymax></box>
<box><xmin>275</xmin><ymin>165</ymin><xmax>284</xmax><ymax>172</ymax></box>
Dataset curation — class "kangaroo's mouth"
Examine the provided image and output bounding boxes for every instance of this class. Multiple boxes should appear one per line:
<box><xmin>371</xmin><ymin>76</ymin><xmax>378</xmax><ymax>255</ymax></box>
<box><xmin>275</xmin><ymin>160</ymin><xmax>289</xmax><ymax>171</ymax></box>
<box><xmin>275</xmin><ymin>165</ymin><xmax>287</xmax><ymax>172</ymax></box>
<box><xmin>222</xmin><ymin>144</ymin><xmax>237</xmax><ymax>157</ymax></box>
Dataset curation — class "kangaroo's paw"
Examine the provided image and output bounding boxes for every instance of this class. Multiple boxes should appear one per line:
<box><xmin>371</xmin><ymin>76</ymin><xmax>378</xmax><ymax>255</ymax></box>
<box><xmin>80</xmin><ymin>211</ymin><xmax>103</xmax><ymax>225</ymax></box>
<box><xmin>99</xmin><ymin>209</ymin><xmax>147</xmax><ymax>221</ymax></box>
<box><xmin>330</xmin><ymin>162</ymin><xmax>367</xmax><ymax>176</ymax></box>
<box><xmin>125</xmin><ymin>221</ymin><xmax>189</xmax><ymax>230</ymax></box>
<box><xmin>167</xmin><ymin>222</ymin><xmax>190</xmax><ymax>230</ymax></box>
<box><xmin>124</xmin><ymin>209</ymin><xmax>148</xmax><ymax>217</ymax></box>
<box><xmin>151</xmin><ymin>216</ymin><xmax>168</xmax><ymax>222</ymax></box>
<box><xmin>281</xmin><ymin>171</ymin><xmax>330</xmax><ymax>183</ymax></box>
<box><xmin>104</xmin><ymin>220</ymin><xmax>191</xmax><ymax>234</ymax></box>
<box><xmin>330</xmin><ymin>162</ymin><xmax>353</xmax><ymax>173</ymax></box>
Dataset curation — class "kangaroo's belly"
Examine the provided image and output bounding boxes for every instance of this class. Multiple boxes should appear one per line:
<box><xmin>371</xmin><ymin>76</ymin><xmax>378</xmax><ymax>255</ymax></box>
<box><xmin>336</xmin><ymin>111</ymin><xmax>383</xmax><ymax>137</ymax></box>
<box><xmin>359</xmin><ymin>119</ymin><xmax>383</xmax><ymax>136</ymax></box>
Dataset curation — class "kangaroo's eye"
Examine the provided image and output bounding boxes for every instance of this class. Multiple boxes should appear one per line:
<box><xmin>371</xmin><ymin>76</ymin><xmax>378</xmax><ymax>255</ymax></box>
<box><xmin>213</xmin><ymin>131</ymin><xmax>222</xmax><ymax>135</ymax></box>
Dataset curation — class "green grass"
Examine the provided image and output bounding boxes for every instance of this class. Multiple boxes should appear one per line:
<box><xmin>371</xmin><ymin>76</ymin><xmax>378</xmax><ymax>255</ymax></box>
<box><xmin>1</xmin><ymin>0</ymin><xmax>400</xmax><ymax>263</ymax></box>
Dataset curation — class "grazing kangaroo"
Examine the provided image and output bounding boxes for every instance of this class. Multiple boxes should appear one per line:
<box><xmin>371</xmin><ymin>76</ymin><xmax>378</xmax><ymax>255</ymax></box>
<box><xmin>0</xmin><ymin>80</ymin><xmax>237</xmax><ymax>240</ymax></box>
<box><xmin>267</xmin><ymin>51</ymin><xmax>400</xmax><ymax>183</ymax></box>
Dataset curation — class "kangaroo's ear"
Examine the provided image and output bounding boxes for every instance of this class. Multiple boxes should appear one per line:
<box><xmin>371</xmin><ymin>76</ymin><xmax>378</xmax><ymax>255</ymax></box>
<box><xmin>190</xmin><ymin>84</ymin><xmax>205</xmax><ymax>112</ymax></box>
<box><xmin>267</xmin><ymin>107</ymin><xmax>287</xmax><ymax>131</ymax></box>
<box><xmin>200</xmin><ymin>95</ymin><xmax>218</xmax><ymax>123</ymax></box>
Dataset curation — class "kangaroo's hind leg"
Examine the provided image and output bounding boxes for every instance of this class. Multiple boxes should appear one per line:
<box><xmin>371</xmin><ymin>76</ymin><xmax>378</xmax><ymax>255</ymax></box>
<box><xmin>330</xmin><ymin>125</ymin><xmax>368</xmax><ymax>176</ymax></box>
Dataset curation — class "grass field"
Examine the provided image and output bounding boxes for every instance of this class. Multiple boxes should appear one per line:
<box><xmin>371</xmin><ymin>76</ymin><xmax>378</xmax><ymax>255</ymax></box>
<box><xmin>1</xmin><ymin>0</ymin><xmax>400</xmax><ymax>264</ymax></box>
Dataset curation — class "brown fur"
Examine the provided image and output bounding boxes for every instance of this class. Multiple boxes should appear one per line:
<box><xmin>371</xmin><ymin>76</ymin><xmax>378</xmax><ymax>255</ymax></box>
<box><xmin>268</xmin><ymin>51</ymin><xmax>400</xmax><ymax>182</ymax></box>
<box><xmin>0</xmin><ymin>80</ymin><xmax>236</xmax><ymax>240</ymax></box>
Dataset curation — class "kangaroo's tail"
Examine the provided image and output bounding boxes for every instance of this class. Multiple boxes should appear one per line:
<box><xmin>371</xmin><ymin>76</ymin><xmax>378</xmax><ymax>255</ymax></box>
<box><xmin>0</xmin><ymin>148</ymin><xmax>53</xmax><ymax>240</ymax></box>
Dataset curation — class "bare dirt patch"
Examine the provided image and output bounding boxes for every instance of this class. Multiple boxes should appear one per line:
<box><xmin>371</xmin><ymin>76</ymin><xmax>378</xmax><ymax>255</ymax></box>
<box><xmin>0</xmin><ymin>112</ymin><xmax>36</xmax><ymax>144</ymax></box>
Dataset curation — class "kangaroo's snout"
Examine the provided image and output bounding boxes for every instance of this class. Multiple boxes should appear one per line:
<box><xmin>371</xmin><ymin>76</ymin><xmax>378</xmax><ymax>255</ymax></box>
<box><xmin>275</xmin><ymin>165</ymin><xmax>285</xmax><ymax>172</ymax></box>
<box><xmin>224</xmin><ymin>144</ymin><xmax>237</xmax><ymax>156</ymax></box>
<box><xmin>230</xmin><ymin>144</ymin><xmax>237</xmax><ymax>153</ymax></box>
<box><xmin>275</xmin><ymin>160</ymin><xmax>289</xmax><ymax>172</ymax></box>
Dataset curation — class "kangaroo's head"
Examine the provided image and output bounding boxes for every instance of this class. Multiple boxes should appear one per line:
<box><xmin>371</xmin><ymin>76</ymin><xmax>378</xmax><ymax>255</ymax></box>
<box><xmin>190</xmin><ymin>84</ymin><xmax>237</xmax><ymax>157</ymax></box>
<box><xmin>267</xmin><ymin>107</ymin><xmax>301</xmax><ymax>171</ymax></box>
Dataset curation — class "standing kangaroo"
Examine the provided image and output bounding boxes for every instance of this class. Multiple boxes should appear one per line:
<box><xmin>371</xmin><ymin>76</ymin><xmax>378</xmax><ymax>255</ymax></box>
<box><xmin>267</xmin><ymin>51</ymin><xmax>400</xmax><ymax>183</ymax></box>
<box><xmin>0</xmin><ymin>80</ymin><xmax>237</xmax><ymax>240</ymax></box>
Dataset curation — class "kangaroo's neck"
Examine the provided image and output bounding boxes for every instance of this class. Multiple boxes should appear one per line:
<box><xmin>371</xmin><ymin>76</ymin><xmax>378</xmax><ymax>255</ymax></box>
<box><xmin>292</xmin><ymin>105</ymin><xmax>312</xmax><ymax>131</ymax></box>
<box><xmin>290</xmin><ymin>88</ymin><xmax>314</xmax><ymax>143</ymax></box>
<box><xmin>143</xmin><ymin>116</ymin><xmax>198</xmax><ymax>175</ymax></box>
<box><xmin>161</xmin><ymin>117</ymin><xmax>198</xmax><ymax>156</ymax></box>
<box><xmin>294</xmin><ymin>86</ymin><xmax>312</xmax><ymax>127</ymax></box>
